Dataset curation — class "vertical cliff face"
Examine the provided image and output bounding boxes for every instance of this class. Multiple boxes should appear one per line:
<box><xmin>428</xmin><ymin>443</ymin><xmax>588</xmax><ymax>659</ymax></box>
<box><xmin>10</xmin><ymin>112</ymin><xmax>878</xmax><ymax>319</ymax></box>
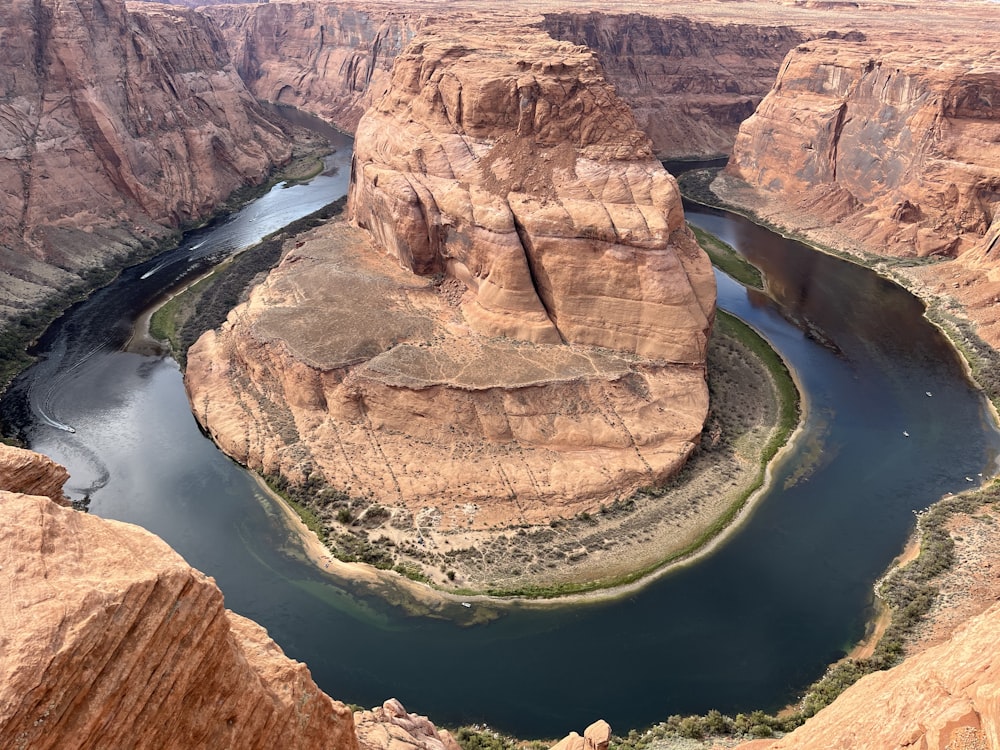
<box><xmin>203</xmin><ymin>2</ymin><xmax>423</xmax><ymax>134</ymax></box>
<box><xmin>347</xmin><ymin>24</ymin><xmax>715</xmax><ymax>360</ymax></box>
<box><xmin>0</xmin><ymin>0</ymin><xmax>291</xmax><ymax>323</ymax></box>
<box><xmin>730</xmin><ymin>40</ymin><xmax>1000</xmax><ymax>257</ymax></box>
<box><xmin>541</xmin><ymin>13</ymin><xmax>806</xmax><ymax>158</ymax></box>
<box><xmin>203</xmin><ymin>2</ymin><xmax>807</xmax><ymax>158</ymax></box>
<box><xmin>726</xmin><ymin>38</ymin><xmax>1000</xmax><ymax>344</ymax></box>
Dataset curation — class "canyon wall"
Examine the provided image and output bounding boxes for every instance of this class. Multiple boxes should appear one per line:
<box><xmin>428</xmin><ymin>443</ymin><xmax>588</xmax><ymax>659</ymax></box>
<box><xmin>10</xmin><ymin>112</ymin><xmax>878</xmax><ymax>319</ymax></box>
<box><xmin>202</xmin><ymin>2</ymin><xmax>423</xmax><ymax>134</ymax></box>
<box><xmin>202</xmin><ymin>2</ymin><xmax>808</xmax><ymax>158</ymax></box>
<box><xmin>736</xmin><ymin>601</ymin><xmax>1000</xmax><ymax>750</ymax></box>
<box><xmin>726</xmin><ymin>38</ymin><xmax>1000</xmax><ymax>344</ymax></box>
<box><xmin>0</xmin><ymin>0</ymin><xmax>290</xmax><ymax>324</ymax></box>
<box><xmin>185</xmin><ymin>23</ymin><xmax>714</xmax><ymax>558</ymax></box>
<box><xmin>541</xmin><ymin>13</ymin><xmax>806</xmax><ymax>158</ymax></box>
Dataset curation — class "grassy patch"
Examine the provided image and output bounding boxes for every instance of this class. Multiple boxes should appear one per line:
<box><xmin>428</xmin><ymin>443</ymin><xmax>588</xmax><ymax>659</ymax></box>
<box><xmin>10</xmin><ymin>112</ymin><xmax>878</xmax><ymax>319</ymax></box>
<box><xmin>690</xmin><ymin>224</ymin><xmax>763</xmax><ymax>289</ymax></box>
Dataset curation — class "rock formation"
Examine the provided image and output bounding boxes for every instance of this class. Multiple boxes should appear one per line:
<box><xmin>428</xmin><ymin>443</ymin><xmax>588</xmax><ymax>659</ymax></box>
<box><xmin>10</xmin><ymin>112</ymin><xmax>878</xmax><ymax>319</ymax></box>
<box><xmin>185</xmin><ymin>24</ymin><xmax>714</xmax><ymax>548</ymax></box>
<box><xmin>0</xmin><ymin>490</ymin><xmax>360</xmax><ymax>750</ymax></box>
<box><xmin>0</xmin><ymin>446</ymin><xmax>471</xmax><ymax>750</ymax></box>
<box><xmin>202</xmin><ymin>1</ymin><xmax>812</xmax><ymax>158</ymax></box>
<box><xmin>733</xmin><ymin>601</ymin><xmax>1000</xmax><ymax>750</ymax></box>
<box><xmin>0</xmin><ymin>0</ymin><xmax>290</xmax><ymax>324</ymax></box>
<box><xmin>726</xmin><ymin>37</ymin><xmax>1000</xmax><ymax>345</ymax></box>
<box><xmin>203</xmin><ymin>1</ymin><xmax>423</xmax><ymax>134</ymax></box>
<box><xmin>354</xmin><ymin>699</ymin><xmax>461</xmax><ymax>750</ymax></box>
<box><xmin>0</xmin><ymin>443</ymin><xmax>70</xmax><ymax>505</ymax></box>
<box><xmin>551</xmin><ymin>719</ymin><xmax>612</xmax><ymax>750</ymax></box>
<box><xmin>541</xmin><ymin>13</ymin><xmax>805</xmax><ymax>158</ymax></box>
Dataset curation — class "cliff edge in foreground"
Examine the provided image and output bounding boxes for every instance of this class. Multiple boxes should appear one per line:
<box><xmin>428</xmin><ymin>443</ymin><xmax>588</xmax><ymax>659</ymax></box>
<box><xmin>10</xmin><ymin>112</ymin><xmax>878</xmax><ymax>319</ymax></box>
<box><xmin>185</xmin><ymin>23</ymin><xmax>715</xmax><ymax>586</ymax></box>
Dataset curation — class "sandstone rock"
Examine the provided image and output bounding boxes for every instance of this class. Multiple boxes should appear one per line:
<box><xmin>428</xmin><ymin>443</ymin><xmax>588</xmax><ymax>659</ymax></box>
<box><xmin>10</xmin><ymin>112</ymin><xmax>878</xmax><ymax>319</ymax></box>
<box><xmin>0</xmin><ymin>490</ymin><xmax>359</xmax><ymax>750</ymax></box>
<box><xmin>348</xmin><ymin>24</ymin><xmax>715</xmax><ymax>361</ymax></box>
<box><xmin>355</xmin><ymin>698</ymin><xmax>461</xmax><ymax>750</ymax></box>
<box><xmin>542</xmin><ymin>13</ymin><xmax>805</xmax><ymax>158</ymax></box>
<box><xmin>732</xmin><ymin>601</ymin><xmax>1000</xmax><ymax>750</ymax></box>
<box><xmin>204</xmin><ymin>2</ymin><xmax>423</xmax><ymax>134</ymax></box>
<box><xmin>727</xmin><ymin>37</ymin><xmax>1000</xmax><ymax>344</ymax></box>
<box><xmin>0</xmin><ymin>0</ymin><xmax>290</xmax><ymax>324</ymax></box>
<box><xmin>0</xmin><ymin>443</ymin><xmax>70</xmax><ymax>506</ymax></box>
<box><xmin>186</xmin><ymin>22</ymin><xmax>714</xmax><ymax>536</ymax></box>
<box><xmin>550</xmin><ymin>719</ymin><xmax>612</xmax><ymax>750</ymax></box>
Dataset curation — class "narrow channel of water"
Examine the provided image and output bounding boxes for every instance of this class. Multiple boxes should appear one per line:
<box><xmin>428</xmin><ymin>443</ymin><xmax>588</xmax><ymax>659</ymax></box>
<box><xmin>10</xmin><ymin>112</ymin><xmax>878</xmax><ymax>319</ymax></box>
<box><xmin>2</xmin><ymin>143</ymin><xmax>998</xmax><ymax>738</ymax></box>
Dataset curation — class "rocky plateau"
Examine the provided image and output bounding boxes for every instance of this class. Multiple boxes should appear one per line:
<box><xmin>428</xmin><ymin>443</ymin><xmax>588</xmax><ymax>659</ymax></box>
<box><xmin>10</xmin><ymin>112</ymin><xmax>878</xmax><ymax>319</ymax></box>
<box><xmin>185</xmin><ymin>22</ymin><xmax>716</xmax><ymax>544</ymax></box>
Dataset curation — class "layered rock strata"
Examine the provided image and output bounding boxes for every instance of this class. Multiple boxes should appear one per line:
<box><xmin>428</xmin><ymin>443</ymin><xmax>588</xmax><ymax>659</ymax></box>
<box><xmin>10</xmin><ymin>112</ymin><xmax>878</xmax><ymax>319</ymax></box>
<box><xmin>186</xmin><ymin>25</ymin><xmax>714</xmax><ymax>534</ymax></box>
<box><xmin>0</xmin><ymin>490</ymin><xmax>360</xmax><ymax>750</ymax></box>
<box><xmin>0</xmin><ymin>0</ymin><xmax>290</xmax><ymax>323</ymax></box>
<box><xmin>541</xmin><ymin>13</ymin><xmax>805</xmax><ymax>158</ymax></box>
<box><xmin>726</xmin><ymin>38</ymin><xmax>1000</xmax><ymax>345</ymax></box>
<box><xmin>203</xmin><ymin>1</ymin><xmax>423</xmax><ymax>134</ymax></box>
<box><xmin>202</xmin><ymin>1</ymin><xmax>809</xmax><ymax>158</ymax></box>
<box><xmin>0</xmin><ymin>443</ymin><xmax>70</xmax><ymax>506</ymax></box>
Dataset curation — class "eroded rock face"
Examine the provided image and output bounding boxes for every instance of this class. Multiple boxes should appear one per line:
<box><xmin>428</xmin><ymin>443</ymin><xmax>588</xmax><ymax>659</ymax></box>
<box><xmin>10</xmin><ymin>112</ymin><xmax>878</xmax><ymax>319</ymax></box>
<box><xmin>727</xmin><ymin>38</ymin><xmax>1000</xmax><ymax>343</ymax></box>
<box><xmin>355</xmin><ymin>699</ymin><xmax>461</xmax><ymax>750</ymax></box>
<box><xmin>186</xmin><ymin>24</ymin><xmax>713</xmax><ymax>533</ymax></box>
<box><xmin>348</xmin><ymin>25</ymin><xmax>715</xmax><ymax>362</ymax></box>
<box><xmin>0</xmin><ymin>491</ymin><xmax>359</xmax><ymax>750</ymax></box>
<box><xmin>203</xmin><ymin>2</ymin><xmax>423</xmax><ymax>134</ymax></box>
<box><xmin>542</xmin><ymin>13</ymin><xmax>805</xmax><ymax>158</ymax></box>
<box><xmin>0</xmin><ymin>0</ymin><xmax>290</xmax><ymax>323</ymax></box>
<box><xmin>0</xmin><ymin>443</ymin><xmax>70</xmax><ymax>506</ymax></box>
<box><xmin>734</xmin><ymin>601</ymin><xmax>1000</xmax><ymax>750</ymax></box>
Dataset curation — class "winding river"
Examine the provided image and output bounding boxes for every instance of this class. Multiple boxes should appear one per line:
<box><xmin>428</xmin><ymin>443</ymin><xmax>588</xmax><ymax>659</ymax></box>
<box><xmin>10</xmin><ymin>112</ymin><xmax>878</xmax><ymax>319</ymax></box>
<box><xmin>2</xmin><ymin>137</ymin><xmax>998</xmax><ymax>738</ymax></box>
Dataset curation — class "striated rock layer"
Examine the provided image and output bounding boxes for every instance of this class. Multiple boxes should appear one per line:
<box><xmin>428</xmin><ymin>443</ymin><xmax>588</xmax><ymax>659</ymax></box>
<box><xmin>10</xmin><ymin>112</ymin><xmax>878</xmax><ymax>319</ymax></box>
<box><xmin>202</xmin><ymin>1</ymin><xmax>811</xmax><ymax>158</ymax></box>
<box><xmin>0</xmin><ymin>443</ymin><xmax>70</xmax><ymax>506</ymax></box>
<box><xmin>186</xmin><ymin>24</ymin><xmax>714</xmax><ymax>532</ymax></box>
<box><xmin>0</xmin><ymin>490</ymin><xmax>360</xmax><ymax>750</ymax></box>
<box><xmin>0</xmin><ymin>0</ymin><xmax>290</xmax><ymax>324</ymax></box>
<box><xmin>541</xmin><ymin>13</ymin><xmax>805</xmax><ymax>159</ymax></box>
<box><xmin>727</xmin><ymin>38</ymin><xmax>1000</xmax><ymax>345</ymax></box>
<box><xmin>735</xmin><ymin>601</ymin><xmax>1000</xmax><ymax>750</ymax></box>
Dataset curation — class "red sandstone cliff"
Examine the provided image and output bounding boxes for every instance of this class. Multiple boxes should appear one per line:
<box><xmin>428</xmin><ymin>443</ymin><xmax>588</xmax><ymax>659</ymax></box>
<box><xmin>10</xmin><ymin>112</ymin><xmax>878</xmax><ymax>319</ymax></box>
<box><xmin>541</xmin><ymin>13</ymin><xmax>805</xmax><ymax>158</ymax></box>
<box><xmin>0</xmin><ymin>0</ymin><xmax>290</xmax><ymax>324</ymax></box>
<box><xmin>0</xmin><ymin>447</ymin><xmax>462</xmax><ymax>750</ymax></box>
<box><xmin>202</xmin><ymin>1</ymin><xmax>811</xmax><ymax>158</ymax></box>
<box><xmin>726</xmin><ymin>38</ymin><xmax>1000</xmax><ymax>344</ymax></box>
<box><xmin>203</xmin><ymin>2</ymin><xmax>423</xmax><ymax>134</ymax></box>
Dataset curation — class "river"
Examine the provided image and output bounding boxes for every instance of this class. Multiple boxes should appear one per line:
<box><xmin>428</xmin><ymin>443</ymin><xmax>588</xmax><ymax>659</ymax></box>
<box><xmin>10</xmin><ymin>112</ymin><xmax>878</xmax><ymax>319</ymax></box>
<box><xmin>2</xmin><ymin>140</ymin><xmax>998</xmax><ymax>738</ymax></box>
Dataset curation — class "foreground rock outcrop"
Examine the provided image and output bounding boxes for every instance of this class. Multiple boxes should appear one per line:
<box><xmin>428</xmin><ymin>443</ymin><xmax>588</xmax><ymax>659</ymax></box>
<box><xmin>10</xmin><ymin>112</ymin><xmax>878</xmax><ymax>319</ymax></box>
<box><xmin>185</xmin><ymin>23</ymin><xmax>714</xmax><ymax>579</ymax></box>
<box><xmin>0</xmin><ymin>0</ymin><xmax>290</xmax><ymax>324</ymax></box>
<box><xmin>0</xmin><ymin>490</ymin><xmax>360</xmax><ymax>750</ymax></box>
<box><xmin>0</xmin><ymin>443</ymin><xmax>70</xmax><ymax>506</ymax></box>
<box><xmin>726</xmin><ymin>37</ymin><xmax>1000</xmax><ymax>345</ymax></box>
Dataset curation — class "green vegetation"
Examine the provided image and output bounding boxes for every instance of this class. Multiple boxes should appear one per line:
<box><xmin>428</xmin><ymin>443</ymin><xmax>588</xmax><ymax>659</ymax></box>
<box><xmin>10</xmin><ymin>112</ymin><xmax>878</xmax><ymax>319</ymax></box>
<box><xmin>926</xmin><ymin>302</ymin><xmax>1000</xmax><ymax>412</ymax></box>
<box><xmin>452</xmin><ymin>726</ymin><xmax>548</xmax><ymax>750</ymax></box>
<box><xmin>262</xmin><ymin>473</ymin><xmax>329</xmax><ymax>544</ymax></box>
<box><xmin>690</xmin><ymin>224</ymin><xmax>764</xmax><ymax>289</ymax></box>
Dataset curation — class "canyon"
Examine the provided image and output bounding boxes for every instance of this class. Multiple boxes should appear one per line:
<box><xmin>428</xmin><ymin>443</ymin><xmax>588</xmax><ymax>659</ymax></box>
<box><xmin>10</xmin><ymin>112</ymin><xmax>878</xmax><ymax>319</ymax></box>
<box><xmin>2</xmin><ymin>0</ymin><xmax>1000</xmax><ymax>748</ymax></box>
